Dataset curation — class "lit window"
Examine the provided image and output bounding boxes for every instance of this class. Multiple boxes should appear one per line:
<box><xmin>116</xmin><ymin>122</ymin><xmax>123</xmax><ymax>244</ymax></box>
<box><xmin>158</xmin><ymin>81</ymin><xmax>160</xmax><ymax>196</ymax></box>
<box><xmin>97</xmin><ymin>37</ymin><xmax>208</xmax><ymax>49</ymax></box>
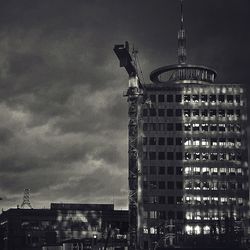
<box><xmin>184</xmin><ymin>124</ymin><xmax>191</xmax><ymax>131</ymax></box>
<box><xmin>193</xmin><ymin>167</ymin><xmax>200</xmax><ymax>175</ymax></box>
<box><xmin>201</xmin><ymin>95</ymin><xmax>208</xmax><ymax>102</ymax></box>
<box><xmin>237</xmin><ymin>168</ymin><xmax>242</xmax><ymax>175</ymax></box>
<box><xmin>202</xmin><ymin>168</ymin><xmax>209</xmax><ymax>176</ymax></box>
<box><xmin>210</xmin><ymin>124</ymin><xmax>217</xmax><ymax>131</ymax></box>
<box><xmin>186</xmin><ymin>212</ymin><xmax>193</xmax><ymax>220</ymax></box>
<box><xmin>201</xmin><ymin>153</ymin><xmax>209</xmax><ymax>160</ymax></box>
<box><xmin>229</xmin><ymin>153</ymin><xmax>236</xmax><ymax>161</ymax></box>
<box><xmin>211</xmin><ymin>197</ymin><xmax>219</xmax><ymax>205</ymax></box>
<box><xmin>194</xmin><ymin>225</ymin><xmax>201</xmax><ymax>234</ymax></box>
<box><xmin>203</xmin><ymin>197</ymin><xmax>209</xmax><ymax>205</ymax></box>
<box><xmin>211</xmin><ymin>167</ymin><xmax>218</xmax><ymax>174</ymax></box>
<box><xmin>185</xmin><ymin>196</ymin><xmax>192</xmax><ymax>204</ymax></box>
<box><xmin>221</xmin><ymin>197</ymin><xmax>227</xmax><ymax>205</ymax></box>
<box><xmin>184</xmin><ymin>167</ymin><xmax>192</xmax><ymax>175</ymax></box>
<box><xmin>193</xmin><ymin>138</ymin><xmax>200</xmax><ymax>146</ymax></box>
<box><xmin>185</xmin><ymin>152</ymin><xmax>191</xmax><ymax>160</ymax></box>
<box><xmin>184</xmin><ymin>138</ymin><xmax>192</xmax><ymax>146</ymax></box>
<box><xmin>192</xmin><ymin>95</ymin><xmax>199</xmax><ymax>102</ymax></box>
<box><xmin>193</xmin><ymin>124</ymin><xmax>200</xmax><ymax>132</ymax></box>
<box><xmin>219</xmin><ymin>153</ymin><xmax>226</xmax><ymax>160</ymax></box>
<box><xmin>194</xmin><ymin>197</ymin><xmax>201</xmax><ymax>204</ymax></box>
<box><xmin>219</xmin><ymin>138</ymin><xmax>226</xmax><ymax>146</ymax></box>
<box><xmin>184</xmin><ymin>95</ymin><xmax>190</xmax><ymax>102</ymax></box>
<box><xmin>203</xmin><ymin>226</ymin><xmax>210</xmax><ymax>234</ymax></box>
<box><xmin>218</xmin><ymin>124</ymin><xmax>226</xmax><ymax>131</ymax></box>
<box><xmin>220</xmin><ymin>168</ymin><xmax>226</xmax><ymax>175</ymax></box>
<box><xmin>211</xmin><ymin>182</ymin><xmax>218</xmax><ymax>190</ymax></box>
<box><xmin>202</xmin><ymin>181</ymin><xmax>209</xmax><ymax>190</ymax></box>
<box><xmin>194</xmin><ymin>153</ymin><xmax>200</xmax><ymax>160</ymax></box>
<box><xmin>185</xmin><ymin>181</ymin><xmax>192</xmax><ymax>190</ymax></box>
<box><xmin>185</xmin><ymin>225</ymin><xmax>193</xmax><ymax>235</ymax></box>
<box><xmin>236</xmin><ymin>138</ymin><xmax>241</xmax><ymax>148</ymax></box>
<box><xmin>201</xmin><ymin>124</ymin><xmax>209</xmax><ymax>131</ymax></box>
<box><xmin>229</xmin><ymin>168</ymin><xmax>236</xmax><ymax>175</ymax></box>
<box><xmin>238</xmin><ymin>198</ymin><xmax>243</xmax><ymax>205</ymax></box>
<box><xmin>211</xmin><ymin>138</ymin><xmax>217</xmax><ymax>146</ymax></box>
<box><xmin>184</xmin><ymin>109</ymin><xmax>191</xmax><ymax>117</ymax></box>
<box><xmin>201</xmin><ymin>138</ymin><xmax>209</xmax><ymax>146</ymax></box>
<box><xmin>193</xmin><ymin>109</ymin><xmax>199</xmax><ymax>116</ymax></box>
<box><xmin>194</xmin><ymin>181</ymin><xmax>201</xmax><ymax>190</ymax></box>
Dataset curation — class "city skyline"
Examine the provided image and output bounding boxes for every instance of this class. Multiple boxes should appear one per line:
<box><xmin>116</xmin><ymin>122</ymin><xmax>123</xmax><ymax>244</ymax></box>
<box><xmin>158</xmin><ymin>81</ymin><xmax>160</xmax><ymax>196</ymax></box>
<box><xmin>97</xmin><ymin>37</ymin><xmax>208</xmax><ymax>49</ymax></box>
<box><xmin>0</xmin><ymin>0</ymin><xmax>250</xmax><ymax>211</ymax></box>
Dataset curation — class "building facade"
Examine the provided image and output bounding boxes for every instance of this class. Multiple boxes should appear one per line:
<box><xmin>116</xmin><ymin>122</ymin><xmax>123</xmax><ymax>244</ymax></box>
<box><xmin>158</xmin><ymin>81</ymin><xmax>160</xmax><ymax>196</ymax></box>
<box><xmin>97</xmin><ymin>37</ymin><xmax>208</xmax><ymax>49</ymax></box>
<box><xmin>0</xmin><ymin>203</ymin><xmax>128</xmax><ymax>250</ymax></box>
<box><xmin>139</xmin><ymin>64</ymin><xmax>249</xmax><ymax>249</ymax></box>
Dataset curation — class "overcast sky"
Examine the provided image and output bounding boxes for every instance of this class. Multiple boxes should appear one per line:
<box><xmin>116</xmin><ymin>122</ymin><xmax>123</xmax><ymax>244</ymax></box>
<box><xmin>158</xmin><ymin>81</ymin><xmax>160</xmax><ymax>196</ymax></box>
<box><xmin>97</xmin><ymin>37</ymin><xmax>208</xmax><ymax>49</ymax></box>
<box><xmin>0</xmin><ymin>0</ymin><xmax>249</xmax><ymax>210</ymax></box>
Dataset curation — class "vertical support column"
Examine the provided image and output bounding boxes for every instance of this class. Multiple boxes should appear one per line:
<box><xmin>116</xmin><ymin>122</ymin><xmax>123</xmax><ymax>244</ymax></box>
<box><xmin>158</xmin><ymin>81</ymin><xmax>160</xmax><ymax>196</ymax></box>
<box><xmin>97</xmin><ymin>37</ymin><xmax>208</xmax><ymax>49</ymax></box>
<box><xmin>127</xmin><ymin>77</ymin><xmax>143</xmax><ymax>250</ymax></box>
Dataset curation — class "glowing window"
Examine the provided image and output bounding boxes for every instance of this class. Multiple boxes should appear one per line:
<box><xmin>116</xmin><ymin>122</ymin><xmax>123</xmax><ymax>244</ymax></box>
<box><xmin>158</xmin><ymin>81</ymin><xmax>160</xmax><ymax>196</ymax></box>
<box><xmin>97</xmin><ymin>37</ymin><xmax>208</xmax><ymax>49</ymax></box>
<box><xmin>201</xmin><ymin>124</ymin><xmax>209</xmax><ymax>131</ymax></box>
<box><xmin>186</xmin><ymin>211</ymin><xmax>193</xmax><ymax>220</ymax></box>
<box><xmin>218</xmin><ymin>124</ymin><xmax>226</xmax><ymax>131</ymax></box>
<box><xmin>194</xmin><ymin>181</ymin><xmax>201</xmax><ymax>190</ymax></box>
<box><xmin>193</xmin><ymin>124</ymin><xmax>200</xmax><ymax>132</ymax></box>
<box><xmin>219</xmin><ymin>153</ymin><xmax>226</xmax><ymax>160</ymax></box>
<box><xmin>211</xmin><ymin>167</ymin><xmax>218</xmax><ymax>174</ymax></box>
<box><xmin>184</xmin><ymin>124</ymin><xmax>191</xmax><ymax>131</ymax></box>
<box><xmin>219</xmin><ymin>138</ymin><xmax>226</xmax><ymax>146</ymax></box>
<box><xmin>202</xmin><ymin>168</ymin><xmax>209</xmax><ymax>175</ymax></box>
<box><xmin>210</xmin><ymin>153</ymin><xmax>218</xmax><ymax>161</ymax></box>
<box><xmin>202</xmin><ymin>153</ymin><xmax>209</xmax><ymax>160</ymax></box>
<box><xmin>185</xmin><ymin>181</ymin><xmax>192</xmax><ymax>190</ymax></box>
<box><xmin>220</xmin><ymin>168</ymin><xmax>226</xmax><ymax>175</ymax></box>
<box><xmin>201</xmin><ymin>95</ymin><xmax>207</xmax><ymax>102</ymax></box>
<box><xmin>184</xmin><ymin>167</ymin><xmax>192</xmax><ymax>175</ymax></box>
<box><xmin>184</xmin><ymin>138</ymin><xmax>192</xmax><ymax>146</ymax></box>
<box><xmin>194</xmin><ymin>225</ymin><xmax>201</xmax><ymax>234</ymax></box>
<box><xmin>203</xmin><ymin>226</ymin><xmax>210</xmax><ymax>234</ymax></box>
<box><xmin>185</xmin><ymin>153</ymin><xmax>191</xmax><ymax>160</ymax></box>
<box><xmin>193</xmin><ymin>167</ymin><xmax>200</xmax><ymax>175</ymax></box>
<box><xmin>203</xmin><ymin>197</ymin><xmax>209</xmax><ymax>205</ymax></box>
<box><xmin>202</xmin><ymin>182</ymin><xmax>209</xmax><ymax>190</ymax></box>
<box><xmin>193</xmin><ymin>138</ymin><xmax>200</xmax><ymax>146</ymax></box>
<box><xmin>194</xmin><ymin>196</ymin><xmax>201</xmax><ymax>204</ymax></box>
<box><xmin>185</xmin><ymin>225</ymin><xmax>193</xmax><ymax>235</ymax></box>
<box><xmin>184</xmin><ymin>109</ymin><xmax>191</xmax><ymax>117</ymax></box>
<box><xmin>221</xmin><ymin>197</ymin><xmax>227</xmax><ymax>204</ymax></box>
<box><xmin>211</xmin><ymin>138</ymin><xmax>217</xmax><ymax>146</ymax></box>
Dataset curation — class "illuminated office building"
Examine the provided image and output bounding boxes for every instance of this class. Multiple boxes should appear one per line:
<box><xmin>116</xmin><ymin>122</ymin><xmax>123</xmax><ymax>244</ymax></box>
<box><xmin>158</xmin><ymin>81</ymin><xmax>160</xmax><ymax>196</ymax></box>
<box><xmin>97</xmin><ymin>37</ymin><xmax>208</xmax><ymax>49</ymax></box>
<box><xmin>138</xmin><ymin>1</ymin><xmax>249</xmax><ymax>248</ymax></box>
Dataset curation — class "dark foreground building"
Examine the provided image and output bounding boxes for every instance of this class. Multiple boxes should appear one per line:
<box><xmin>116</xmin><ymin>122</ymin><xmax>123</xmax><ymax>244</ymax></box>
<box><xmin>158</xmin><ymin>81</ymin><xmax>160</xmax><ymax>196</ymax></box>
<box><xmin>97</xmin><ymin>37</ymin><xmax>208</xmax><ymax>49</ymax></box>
<box><xmin>0</xmin><ymin>203</ymin><xmax>128</xmax><ymax>250</ymax></box>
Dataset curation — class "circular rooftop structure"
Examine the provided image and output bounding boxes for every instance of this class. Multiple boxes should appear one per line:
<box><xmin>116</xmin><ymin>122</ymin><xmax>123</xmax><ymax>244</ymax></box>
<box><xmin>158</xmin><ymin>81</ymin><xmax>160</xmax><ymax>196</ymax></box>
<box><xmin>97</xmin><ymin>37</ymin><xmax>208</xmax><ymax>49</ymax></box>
<box><xmin>150</xmin><ymin>64</ymin><xmax>217</xmax><ymax>84</ymax></box>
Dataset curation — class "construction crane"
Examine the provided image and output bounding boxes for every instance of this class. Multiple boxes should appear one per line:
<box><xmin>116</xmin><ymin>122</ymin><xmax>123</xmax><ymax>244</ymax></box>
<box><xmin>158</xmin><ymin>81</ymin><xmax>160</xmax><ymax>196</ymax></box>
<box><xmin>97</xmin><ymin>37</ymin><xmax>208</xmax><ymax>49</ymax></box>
<box><xmin>114</xmin><ymin>42</ymin><xmax>144</xmax><ymax>250</ymax></box>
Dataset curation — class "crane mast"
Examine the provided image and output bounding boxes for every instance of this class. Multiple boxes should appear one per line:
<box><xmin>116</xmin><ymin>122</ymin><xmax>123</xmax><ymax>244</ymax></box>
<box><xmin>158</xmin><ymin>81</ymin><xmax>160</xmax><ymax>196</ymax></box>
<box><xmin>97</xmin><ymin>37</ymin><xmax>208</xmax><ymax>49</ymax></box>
<box><xmin>114</xmin><ymin>42</ymin><xmax>143</xmax><ymax>250</ymax></box>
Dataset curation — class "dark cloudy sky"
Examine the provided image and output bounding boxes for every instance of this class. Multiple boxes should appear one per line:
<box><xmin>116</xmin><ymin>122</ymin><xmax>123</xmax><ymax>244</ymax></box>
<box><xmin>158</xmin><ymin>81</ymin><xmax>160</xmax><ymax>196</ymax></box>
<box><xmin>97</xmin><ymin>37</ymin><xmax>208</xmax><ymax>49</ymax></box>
<box><xmin>0</xmin><ymin>0</ymin><xmax>249</xmax><ymax>210</ymax></box>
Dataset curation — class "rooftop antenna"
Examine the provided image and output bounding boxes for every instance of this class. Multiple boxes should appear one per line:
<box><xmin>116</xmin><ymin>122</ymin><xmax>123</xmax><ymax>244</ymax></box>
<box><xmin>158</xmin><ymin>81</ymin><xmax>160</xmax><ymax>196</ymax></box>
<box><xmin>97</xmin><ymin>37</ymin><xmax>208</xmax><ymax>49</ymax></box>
<box><xmin>178</xmin><ymin>0</ymin><xmax>187</xmax><ymax>64</ymax></box>
<box><xmin>20</xmin><ymin>188</ymin><xmax>32</xmax><ymax>209</ymax></box>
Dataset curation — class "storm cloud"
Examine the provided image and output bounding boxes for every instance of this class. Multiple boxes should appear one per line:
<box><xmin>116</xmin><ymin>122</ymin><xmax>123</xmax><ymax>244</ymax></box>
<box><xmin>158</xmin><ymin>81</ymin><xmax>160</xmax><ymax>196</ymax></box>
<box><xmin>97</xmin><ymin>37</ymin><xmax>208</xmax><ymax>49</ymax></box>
<box><xmin>0</xmin><ymin>0</ymin><xmax>249</xmax><ymax>210</ymax></box>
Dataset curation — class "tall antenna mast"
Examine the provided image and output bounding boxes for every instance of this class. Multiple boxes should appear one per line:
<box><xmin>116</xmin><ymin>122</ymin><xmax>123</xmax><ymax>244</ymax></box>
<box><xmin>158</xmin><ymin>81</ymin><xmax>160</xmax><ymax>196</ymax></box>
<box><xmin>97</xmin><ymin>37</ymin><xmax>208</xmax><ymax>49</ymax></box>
<box><xmin>178</xmin><ymin>0</ymin><xmax>187</xmax><ymax>64</ymax></box>
<box><xmin>21</xmin><ymin>188</ymin><xmax>32</xmax><ymax>209</ymax></box>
